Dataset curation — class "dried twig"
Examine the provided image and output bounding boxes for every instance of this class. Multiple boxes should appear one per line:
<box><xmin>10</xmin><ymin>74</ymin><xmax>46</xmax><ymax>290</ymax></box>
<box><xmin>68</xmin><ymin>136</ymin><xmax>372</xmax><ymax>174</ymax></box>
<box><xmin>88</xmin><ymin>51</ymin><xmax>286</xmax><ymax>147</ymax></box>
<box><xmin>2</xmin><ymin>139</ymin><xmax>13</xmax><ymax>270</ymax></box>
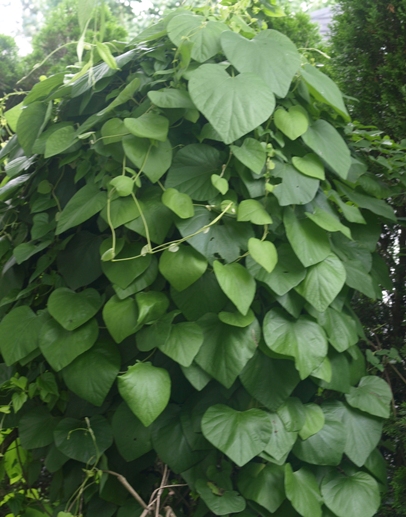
<box><xmin>103</xmin><ymin>470</ymin><xmax>148</xmax><ymax>509</ymax></box>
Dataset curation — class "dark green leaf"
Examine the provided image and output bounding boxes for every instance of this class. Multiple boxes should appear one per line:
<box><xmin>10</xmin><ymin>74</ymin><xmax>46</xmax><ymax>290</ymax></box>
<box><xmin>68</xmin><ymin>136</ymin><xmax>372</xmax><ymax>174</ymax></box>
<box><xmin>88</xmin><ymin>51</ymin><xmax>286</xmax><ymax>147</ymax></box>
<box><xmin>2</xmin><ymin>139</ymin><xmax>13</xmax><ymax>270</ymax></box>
<box><xmin>47</xmin><ymin>287</ymin><xmax>102</xmax><ymax>331</ymax></box>
<box><xmin>0</xmin><ymin>306</ymin><xmax>41</xmax><ymax>365</ymax></box>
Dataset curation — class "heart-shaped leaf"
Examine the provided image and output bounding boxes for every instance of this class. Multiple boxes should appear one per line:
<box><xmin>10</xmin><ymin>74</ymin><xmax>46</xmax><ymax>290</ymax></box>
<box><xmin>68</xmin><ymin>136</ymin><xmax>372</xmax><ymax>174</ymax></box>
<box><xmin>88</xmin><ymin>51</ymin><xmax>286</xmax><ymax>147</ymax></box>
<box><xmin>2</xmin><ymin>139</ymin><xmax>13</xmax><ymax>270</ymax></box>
<box><xmin>168</xmin><ymin>14</ymin><xmax>229</xmax><ymax>63</ymax></box>
<box><xmin>237</xmin><ymin>199</ymin><xmax>272</xmax><ymax>225</ymax></box>
<box><xmin>298</xmin><ymin>404</ymin><xmax>325</xmax><ymax>440</ymax></box>
<box><xmin>345</xmin><ymin>376</ymin><xmax>392</xmax><ymax>419</ymax></box>
<box><xmin>285</xmin><ymin>465</ymin><xmax>322</xmax><ymax>517</ymax></box>
<box><xmin>274</xmin><ymin>106</ymin><xmax>309</xmax><ymax>141</ymax></box>
<box><xmin>101</xmin><ymin>118</ymin><xmax>129</xmax><ymax>145</ymax></box>
<box><xmin>162</xmin><ymin>188</ymin><xmax>194</xmax><ymax>219</ymax></box>
<box><xmin>189</xmin><ymin>64</ymin><xmax>275</xmax><ymax>144</ymax></box>
<box><xmin>262</xmin><ymin>413</ymin><xmax>297</xmax><ymax>462</ymax></box>
<box><xmin>102</xmin><ymin>295</ymin><xmax>139</xmax><ymax>343</ymax></box>
<box><xmin>39</xmin><ymin>317</ymin><xmax>99</xmax><ymax>371</ymax></box>
<box><xmin>47</xmin><ymin>287</ymin><xmax>102</xmax><ymax>331</ymax></box>
<box><xmin>62</xmin><ymin>340</ymin><xmax>120</xmax><ymax>406</ymax></box>
<box><xmin>295</xmin><ymin>253</ymin><xmax>346</xmax><ymax>312</ymax></box>
<box><xmin>221</xmin><ymin>30</ymin><xmax>301</xmax><ymax>98</ymax></box>
<box><xmin>218</xmin><ymin>309</ymin><xmax>255</xmax><ymax>328</ymax></box>
<box><xmin>292</xmin><ymin>153</ymin><xmax>325</xmax><ymax>180</ymax></box>
<box><xmin>112</xmin><ymin>402</ymin><xmax>153</xmax><ymax>461</ymax></box>
<box><xmin>213</xmin><ymin>261</ymin><xmax>256</xmax><ymax>315</ymax></box>
<box><xmin>101</xmin><ymin>241</ymin><xmax>151</xmax><ymax>289</ymax></box>
<box><xmin>118</xmin><ymin>362</ymin><xmax>171</xmax><ymax>427</ymax></box>
<box><xmin>158</xmin><ymin>322</ymin><xmax>204</xmax><ymax>367</ymax></box>
<box><xmin>124</xmin><ymin>113</ymin><xmax>169</xmax><ymax>142</ymax></box>
<box><xmin>110</xmin><ymin>176</ymin><xmax>134</xmax><ymax>197</ymax></box>
<box><xmin>211</xmin><ymin>174</ymin><xmax>229</xmax><ymax>195</ymax></box>
<box><xmin>159</xmin><ymin>244</ymin><xmax>207</xmax><ymax>291</ymax></box>
<box><xmin>231</xmin><ymin>138</ymin><xmax>266</xmax><ymax>174</ymax></box>
<box><xmin>321</xmin><ymin>471</ymin><xmax>380</xmax><ymax>517</ymax></box>
<box><xmin>135</xmin><ymin>291</ymin><xmax>169</xmax><ymax>326</ymax></box>
<box><xmin>237</xmin><ymin>463</ymin><xmax>285</xmax><ymax>514</ymax></box>
<box><xmin>263</xmin><ymin>309</ymin><xmax>328</xmax><ymax>379</ymax></box>
<box><xmin>248</xmin><ymin>238</ymin><xmax>278</xmax><ymax>273</ymax></box>
<box><xmin>272</xmin><ymin>162</ymin><xmax>319</xmax><ymax>206</ymax></box>
<box><xmin>0</xmin><ymin>306</ymin><xmax>41</xmax><ymax>366</ymax></box>
<box><xmin>202</xmin><ymin>404</ymin><xmax>272</xmax><ymax>466</ymax></box>
<box><xmin>123</xmin><ymin>135</ymin><xmax>172</xmax><ymax>183</ymax></box>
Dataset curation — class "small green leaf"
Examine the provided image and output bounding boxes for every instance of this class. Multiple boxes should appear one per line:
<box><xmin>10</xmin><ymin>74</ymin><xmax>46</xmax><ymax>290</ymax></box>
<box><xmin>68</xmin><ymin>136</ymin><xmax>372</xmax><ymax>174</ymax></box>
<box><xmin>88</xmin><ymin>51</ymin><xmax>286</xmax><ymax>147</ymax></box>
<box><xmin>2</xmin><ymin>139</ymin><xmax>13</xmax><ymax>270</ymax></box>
<box><xmin>162</xmin><ymin>188</ymin><xmax>194</xmax><ymax>219</ymax></box>
<box><xmin>345</xmin><ymin>376</ymin><xmax>392</xmax><ymax>419</ymax></box>
<box><xmin>305</xmin><ymin>207</ymin><xmax>351</xmax><ymax>239</ymax></box>
<box><xmin>45</xmin><ymin>125</ymin><xmax>77</xmax><ymax>158</ymax></box>
<box><xmin>231</xmin><ymin>138</ymin><xmax>266</xmax><ymax>174</ymax></box>
<box><xmin>213</xmin><ymin>261</ymin><xmax>256</xmax><ymax>315</ymax></box>
<box><xmin>101</xmin><ymin>241</ymin><xmax>151</xmax><ymax>289</ymax></box>
<box><xmin>159</xmin><ymin>244</ymin><xmax>207</xmax><ymax>291</ymax></box>
<box><xmin>211</xmin><ymin>174</ymin><xmax>229</xmax><ymax>195</ymax></box>
<box><xmin>237</xmin><ymin>199</ymin><xmax>272</xmax><ymax>225</ymax></box>
<box><xmin>47</xmin><ymin>287</ymin><xmax>102</xmax><ymax>331</ymax></box>
<box><xmin>56</xmin><ymin>185</ymin><xmax>106</xmax><ymax>235</ymax></box>
<box><xmin>292</xmin><ymin>153</ymin><xmax>325</xmax><ymax>180</ymax></box>
<box><xmin>101</xmin><ymin>118</ymin><xmax>129</xmax><ymax>144</ymax></box>
<box><xmin>110</xmin><ymin>176</ymin><xmax>134</xmax><ymax>197</ymax></box>
<box><xmin>102</xmin><ymin>295</ymin><xmax>139</xmax><ymax>343</ymax></box>
<box><xmin>118</xmin><ymin>362</ymin><xmax>171</xmax><ymax>427</ymax></box>
<box><xmin>123</xmin><ymin>135</ymin><xmax>172</xmax><ymax>183</ymax></box>
<box><xmin>135</xmin><ymin>291</ymin><xmax>169</xmax><ymax>325</ymax></box>
<box><xmin>248</xmin><ymin>238</ymin><xmax>278</xmax><ymax>273</ymax></box>
<box><xmin>202</xmin><ymin>404</ymin><xmax>272</xmax><ymax>466</ymax></box>
<box><xmin>124</xmin><ymin>113</ymin><xmax>169</xmax><ymax>142</ymax></box>
<box><xmin>159</xmin><ymin>322</ymin><xmax>204</xmax><ymax>367</ymax></box>
<box><xmin>96</xmin><ymin>41</ymin><xmax>118</xmax><ymax>69</ymax></box>
<box><xmin>274</xmin><ymin>106</ymin><xmax>309</xmax><ymax>141</ymax></box>
<box><xmin>299</xmin><ymin>404</ymin><xmax>325</xmax><ymax>440</ymax></box>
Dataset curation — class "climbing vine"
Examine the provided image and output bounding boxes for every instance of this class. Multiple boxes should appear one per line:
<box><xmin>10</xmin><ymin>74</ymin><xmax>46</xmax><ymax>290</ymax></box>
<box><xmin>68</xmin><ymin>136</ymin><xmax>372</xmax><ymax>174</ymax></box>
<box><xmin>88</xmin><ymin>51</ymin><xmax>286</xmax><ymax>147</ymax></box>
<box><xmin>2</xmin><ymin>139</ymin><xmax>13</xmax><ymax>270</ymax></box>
<box><xmin>0</xmin><ymin>1</ymin><xmax>395</xmax><ymax>516</ymax></box>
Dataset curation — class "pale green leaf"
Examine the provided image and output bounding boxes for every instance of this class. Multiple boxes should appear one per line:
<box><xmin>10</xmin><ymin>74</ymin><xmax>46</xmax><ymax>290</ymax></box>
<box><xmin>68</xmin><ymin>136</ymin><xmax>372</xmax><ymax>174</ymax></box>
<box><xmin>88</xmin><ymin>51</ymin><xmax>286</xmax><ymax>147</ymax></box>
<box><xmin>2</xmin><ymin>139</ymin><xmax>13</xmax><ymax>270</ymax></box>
<box><xmin>213</xmin><ymin>261</ymin><xmax>256</xmax><ymax>315</ymax></box>
<box><xmin>248</xmin><ymin>238</ymin><xmax>278</xmax><ymax>273</ymax></box>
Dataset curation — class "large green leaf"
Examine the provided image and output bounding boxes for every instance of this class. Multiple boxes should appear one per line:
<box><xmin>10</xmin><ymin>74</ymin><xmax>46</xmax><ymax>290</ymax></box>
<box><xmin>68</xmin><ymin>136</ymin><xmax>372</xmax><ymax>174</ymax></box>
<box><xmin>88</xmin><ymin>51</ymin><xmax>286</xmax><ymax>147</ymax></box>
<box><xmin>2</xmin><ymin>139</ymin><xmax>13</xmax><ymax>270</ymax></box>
<box><xmin>284</xmin><ymin>465</ymin><xmax>322</xmax><ymax>517</ymax></box>
<box><xmin>301</xmin><ymin>64</ymin><xmax>350</xmax><ymax>121</ymax></box>
<box><xmin>284</xmin><ymin>207</ymin><xmax>330</xmax><ymax>267</ymax></box>
<box><xmin>56</xmin><ymin>185</ymin><xmax>107</xmax><ymax>235</ymax></box>
<box><xmin>317</xmin><ymin>308</ymin><xmax>358</xmax><ymax>352</ymax></box>
<box><xmin>292</xmin><ymin>153</ymin><xmax>325</xmax><ymax>180</ymax></box>
<box><xmin>237</xmin><ymin>463</ymin><xmax>285</xmax><ymax>514</ymax></box>
<box><xmin>165</xmin><ymin>144</ymin><xmax>222</xmax><ymax>201</ymax></box>
<box><xmin>117</xmin><ymin>362</ymin><xmax>171</xmax><ymax>427</ymax></box>
<box><xmin>202</xmin><ymin>405</ymin><xmax>272</xmax><ymax>466</ymax></box>
<box><xmin>345</xmin><ymin>376</ymin><xmax>391</xmax><ymax>419</ymax></box>
<box><xmin>272</xmin><ymin>162</ymin><xmax>319</xmax><ymax>206</ymax></box>
<box><xmin>167</xmin><ymin>14</ymin><xmax>229</xmax><ymax>63</ymax></box>
<box><xmin>47</xmin><ymin>287</ymin><xmax>102</xmax><ymax>331</ymax></box>
<box><xmin>195</xmin><ymin>314</ymin><xmax>259</xmax><ymax>388</ymax></box>
<box><xmin>0</xmin><ymin>306</ymin><xmax>41</xmax><ymax>365</ymax></box>
<box><xmin>293</xmin><ymin>418</ymin><xmax>345</xmax><ymax>466</ymax></box>
<box><xmin>321</xmin><ymin>471</ymin><xmax>380</xmax><ymax>517</ymax></box>
<box><xmin>39</xmin><ymin>317</ymin><xmax>99</xmax><ymax>371</ymax></box>
<box><xmin>54</xmin><ymin>415</ymin><xmax>113</xmax><ymax>464</ymax></box>
<box><xmin>302</xmin><ymin>120</ymin><xmax>351</xmax><ymax>179</ymax></box>
<box><xmin>17</xmin><ymin>101</ymin><xmax>49</xmax><ymax>155</ymax></box>
<box><xmin>343</xmin><ymin>259</ymin><xmax>376</xmax><ymax>299</ymax></box>
<box><xmin>323</xmin><ymin>401</ymin><xmax>383</xmax><ymax>467</ymax></box>
<box><xmin>295</xmin><ymin>254</ymin><xmax>346</xmax><ymax>312</ymax></box>
<box><xmin>263</xmin><ymin>310</ymin><xmax>328</xmax><ymax>379</ymax></box>
<box><xmin>221</xmin><ymin>30</ymin><xmax>301</xmax><ymax>98</ymax></box>
<box><xmin>246</xmin><ymin>243</ymin><xmax>306</xmax><ymax>296</ymax></box>
<box><xmin>213</xmin><ymin>261</ymin><xmax>256</xmax><ymax>315</ymax></box>
<box><xmin>102</xmin><ymin>295</ymin><xmax>138</xmax><ymax>343</ymax></box>
<box><xmin>62</xmin><ymin>340</ymin><xmax>120</xmax><ymax>406</ymax></box>
<box><xmin>159</xmin><ymin>322</ymin><xmax>204</xmax><ymax>367</ymax></box>
<box><xmin>112</xmin><ymin>402</ymin><xmax>153</xmax><ymax>461</ymax></box>
<box><xmin>240</xmin><ymin>352</ymin><xmax>300</xmax><ymax>411</ymax></box>
<box><xmin>195</xmin><ymin>480</ymin><xmax>246</xmax><ymax>516</ymax></box>
<box><xmin>122</xmin><ymin>135</ymin><xmax>172</xmax><ymax>183</ymax></box>
<box><xmin>44</xmin><ymin>125</ymin><xmax>76</xmax><ymax>158</ymax></box>
<box><xmin>189</xmin><ymin>64</ymin><xmax>275</xmax><ymax>144</ymax></box>
<box><xmin>159</xmin><ymin>245</ymin><xmax>207</xmax><ymax>291</ymax></box>
<box><xmin>19</xmin><ymin>407</ymin><xmax>58</xmax><ymax>449</ymax></box>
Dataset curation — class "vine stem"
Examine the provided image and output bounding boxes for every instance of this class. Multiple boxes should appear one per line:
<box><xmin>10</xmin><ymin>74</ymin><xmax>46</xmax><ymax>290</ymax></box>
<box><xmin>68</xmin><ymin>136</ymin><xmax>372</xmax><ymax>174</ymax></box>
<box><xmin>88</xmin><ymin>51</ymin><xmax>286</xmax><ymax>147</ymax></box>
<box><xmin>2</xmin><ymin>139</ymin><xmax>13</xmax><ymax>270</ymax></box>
<box><xmin>111</xmin><ymin>202</ymin><xmax>233</xmax><ymax>263</ymax></box>
<box><xmin>103</xmin><ymin>470</ymin><xmax>148</xmax><ymax>509</ymax></box>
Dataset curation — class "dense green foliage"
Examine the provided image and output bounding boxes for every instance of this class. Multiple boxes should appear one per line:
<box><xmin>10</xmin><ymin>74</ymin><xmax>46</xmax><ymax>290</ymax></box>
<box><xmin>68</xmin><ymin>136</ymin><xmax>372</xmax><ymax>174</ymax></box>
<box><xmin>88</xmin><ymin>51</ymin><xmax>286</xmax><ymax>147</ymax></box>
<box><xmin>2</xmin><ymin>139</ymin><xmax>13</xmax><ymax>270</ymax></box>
<box><xmin>0</xmin><ymin>1</ymin><xmax>395</xmax><ymax>516</ymax></box>
<box><xmin>329</xmin><ymin>0</ymin><xmax>406</xmax><ymax>140</ymax></box>
<box><xmin>0</xmin><ymin>35</ymin><xmax>23</xmax><ymax>96</ymax></box>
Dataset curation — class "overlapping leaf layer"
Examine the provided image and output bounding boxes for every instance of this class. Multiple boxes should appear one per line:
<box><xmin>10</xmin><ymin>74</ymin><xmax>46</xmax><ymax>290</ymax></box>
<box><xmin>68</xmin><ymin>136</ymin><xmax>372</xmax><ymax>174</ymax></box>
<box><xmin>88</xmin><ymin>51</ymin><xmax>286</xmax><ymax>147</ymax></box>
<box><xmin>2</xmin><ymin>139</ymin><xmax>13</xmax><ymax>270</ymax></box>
<box><xmin>0</xmin><ymin>5</ymin><xmax>394</xmax><ymax>517</ymax></box>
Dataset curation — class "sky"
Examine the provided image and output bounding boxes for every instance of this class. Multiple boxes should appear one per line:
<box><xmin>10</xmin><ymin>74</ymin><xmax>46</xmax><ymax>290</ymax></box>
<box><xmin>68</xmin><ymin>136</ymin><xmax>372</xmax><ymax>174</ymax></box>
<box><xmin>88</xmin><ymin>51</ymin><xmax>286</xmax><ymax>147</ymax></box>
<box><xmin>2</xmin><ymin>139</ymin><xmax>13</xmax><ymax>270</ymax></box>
<box><xmin>0</xmin><ymin>0</ymin><xmax>32</xmax><ymax>55</ymax></box>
